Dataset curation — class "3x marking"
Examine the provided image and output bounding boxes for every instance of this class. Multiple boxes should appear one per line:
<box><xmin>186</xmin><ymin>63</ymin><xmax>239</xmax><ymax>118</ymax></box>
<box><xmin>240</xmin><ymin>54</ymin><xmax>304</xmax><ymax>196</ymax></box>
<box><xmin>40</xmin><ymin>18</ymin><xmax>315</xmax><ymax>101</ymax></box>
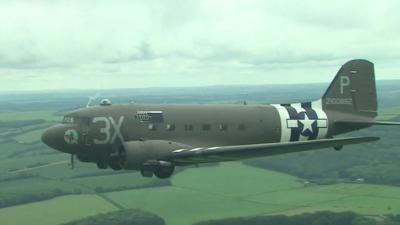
<box><xmin>92</xmin><ymin>116</ymin><xmax>125</xmax><ymax>144</ymax></box>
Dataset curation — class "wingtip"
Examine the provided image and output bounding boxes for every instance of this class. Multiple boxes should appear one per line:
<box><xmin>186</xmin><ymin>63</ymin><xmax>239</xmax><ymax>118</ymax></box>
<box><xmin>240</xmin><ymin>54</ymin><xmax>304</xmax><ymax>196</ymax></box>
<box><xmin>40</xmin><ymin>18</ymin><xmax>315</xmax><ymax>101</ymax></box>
<box><xmin>364</xmin><ymin>136</ymin><xmax>380</xmax><ymax>142</ymax></box>
<box><xmin>338</xmin><ymin>136</ymin><xmax>380</xmax><ymax>143</ymax></box>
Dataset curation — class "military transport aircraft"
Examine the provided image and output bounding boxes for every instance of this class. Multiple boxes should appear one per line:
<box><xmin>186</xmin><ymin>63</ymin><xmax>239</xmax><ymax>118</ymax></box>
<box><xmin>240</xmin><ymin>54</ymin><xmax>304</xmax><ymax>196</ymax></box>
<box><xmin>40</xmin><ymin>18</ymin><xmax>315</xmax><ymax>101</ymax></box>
<box><xmin>42</xmin><ymin>59</ymin><xmax>400</xmax><ymax>178</ymax></box>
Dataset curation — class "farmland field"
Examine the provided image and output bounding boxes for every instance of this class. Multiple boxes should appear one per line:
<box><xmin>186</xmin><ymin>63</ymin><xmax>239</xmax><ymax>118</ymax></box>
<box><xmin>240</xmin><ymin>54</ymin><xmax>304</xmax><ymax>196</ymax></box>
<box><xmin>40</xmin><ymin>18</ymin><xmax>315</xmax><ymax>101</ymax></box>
<box><xmin>378</xmin><ymin>106</ymin><xmax>400</xmax><ymax>120</ymax></box>
<box><xmin>69</xmin><ymin>171</ymin><xmax>169</xmax><ymax>191</ymax></box>
<box><xmin>0</xmin><ymin>195</ymin><xmax>117</xmax><ymax>225</ymax></box>
<box><xmin>106</xmin><ymin>162</ymin><xmax>400</xmax><ymax>225</ymax></box>
<box><xmin>0</xmin><ymin>177</ymin><xmax>81</xmax><ymax>198</ymax></box>
<box><xmin>13</xmin><ymin>128</ymin><xmax>47</xmax><ymax>144</ymax></box>
<box><xmin>3</xmin><ymin>162</ymin><xmax>400</xmax><ymax>225</ymax></box>
<box><xmin>0</xmin><ymin>111</ymin><xmax>60</xmax><ymax>122</ymax></box>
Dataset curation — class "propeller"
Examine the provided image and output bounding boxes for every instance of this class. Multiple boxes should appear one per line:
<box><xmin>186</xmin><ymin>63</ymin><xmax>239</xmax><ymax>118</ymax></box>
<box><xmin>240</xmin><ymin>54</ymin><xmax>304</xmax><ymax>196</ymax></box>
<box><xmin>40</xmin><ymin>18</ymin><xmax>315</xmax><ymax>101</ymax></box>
<box><xmin>86</xmin><ymin>93</ymin><xmax>101</xmax><ymax>108</ymax></box>
<box><xmin>69</xmin><ymin>154</ymin><xmax>75</xmax><ymax>169</ymax></box>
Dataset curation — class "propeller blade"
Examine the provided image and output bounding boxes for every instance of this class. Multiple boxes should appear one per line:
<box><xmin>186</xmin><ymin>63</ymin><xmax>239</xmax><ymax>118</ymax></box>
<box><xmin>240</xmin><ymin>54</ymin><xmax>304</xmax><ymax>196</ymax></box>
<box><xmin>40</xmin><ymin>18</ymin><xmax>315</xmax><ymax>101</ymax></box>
<box><xmin>69</xmin><ymin>154</ymin><xmax>75</xmax><ymax>169</ymax></box>
<box><xmin>86</xmin><ymin>93</ymin><xmax>101</xmax><ymax>108</ymax></box>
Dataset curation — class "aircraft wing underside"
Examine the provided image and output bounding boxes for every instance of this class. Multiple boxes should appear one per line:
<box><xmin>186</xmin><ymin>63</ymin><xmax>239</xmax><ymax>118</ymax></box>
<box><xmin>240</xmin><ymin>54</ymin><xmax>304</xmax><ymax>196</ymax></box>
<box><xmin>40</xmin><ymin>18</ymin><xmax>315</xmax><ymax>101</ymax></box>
<box><xmin>168</xmin><ymin>137</ymin><xmax>379</xmax><ymax>165</ymax></box>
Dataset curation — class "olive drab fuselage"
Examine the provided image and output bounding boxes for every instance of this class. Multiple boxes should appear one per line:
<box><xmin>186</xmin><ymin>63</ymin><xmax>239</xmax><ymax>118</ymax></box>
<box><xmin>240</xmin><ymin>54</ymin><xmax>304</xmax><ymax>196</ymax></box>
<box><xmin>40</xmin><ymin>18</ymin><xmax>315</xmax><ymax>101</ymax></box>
<box><xmin>53</xmin><ymin>101</ymin><xmax>333</xmax><ymax>163</ymax></box>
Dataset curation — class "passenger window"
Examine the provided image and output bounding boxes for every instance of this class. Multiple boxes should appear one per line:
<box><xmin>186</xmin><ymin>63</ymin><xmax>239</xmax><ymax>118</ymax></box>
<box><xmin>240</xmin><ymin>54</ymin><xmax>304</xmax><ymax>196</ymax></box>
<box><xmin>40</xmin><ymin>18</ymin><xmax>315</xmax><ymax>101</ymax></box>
<box><xmin>202</xmin><ymin>124</ymin><xmax>211</xmax><ymax>131</ymax></box>
<box><xmin>166</xmin><ymin>124</ymin><xmax>175</xmax><ymax>131</ymax></box>
<box><xmin>219</xmin><ymin>124</ymin><xmax>228</xmax><ymax>131</ymax></box>
<box><xmin>184</xmin><ymin>124</ymin><xmax>193</xmax><ymax>131</ymax></box>
<box><xmin>148</xmin><ymin>124</ymin><xmax>157</xmax><ymax>131</ymax></box>
<box><xmin>237</xmin><ymin>124</ymin><xmax>246</xmax><ymax>131</ymax></box>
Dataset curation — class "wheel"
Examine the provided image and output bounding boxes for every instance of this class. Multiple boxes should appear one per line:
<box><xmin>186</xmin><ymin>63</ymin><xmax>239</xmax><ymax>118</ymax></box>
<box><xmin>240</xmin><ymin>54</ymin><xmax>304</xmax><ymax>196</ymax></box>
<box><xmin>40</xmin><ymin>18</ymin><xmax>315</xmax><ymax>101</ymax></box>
<box><xmin>154</xmin><ymin>165</ymin><xmax>175</xmax><ymax>179</ymax></box>
<box><xmin>334</xmin><ymin>145</ymin><xmax>343</xmax><ymax>151</ymax></box>
<box><xmin>109</xmin><ymin>153</ymin><xmax>123</xmax><ymax>171</ymax></box>
<box><xmin>96</xmin><ymin>157</ymin><xmax>108</xmax><ymax>170</ymax></box>
<box><xmin>140</xmin><ymin>169</ymin><xmax>154</xmax><ymax>177</ymax></box>
<box><xmin>109</xmin><ymin>159</ymin><xmax>122</xmax><ymax>170</ymax></box>
<box><xmin>96</xmin><ymin>161</ymin><xmax>108</xmax><ymax>169</ymax></box>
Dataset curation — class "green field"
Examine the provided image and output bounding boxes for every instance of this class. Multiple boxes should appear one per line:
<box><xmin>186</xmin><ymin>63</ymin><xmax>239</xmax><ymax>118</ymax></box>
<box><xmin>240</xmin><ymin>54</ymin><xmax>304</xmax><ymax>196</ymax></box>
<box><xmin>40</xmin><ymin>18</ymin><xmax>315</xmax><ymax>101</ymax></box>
<box><xmin>69</xmin><ymin>172</ymin><xmax>167</xmax><ymax>191</ymax></box>
<box><xmin>378</xmin><ymin>106</ymin><xmax>400</xmax><ymax>120</ymax></box>
<box><xmin>13</xmin><ymin>122</ymin><xmax>56</xmax><ymax>144</ymax></box>
<box><xmin>13</xmin><ymin>128</ymin><xmax>47</xmax><ymax>143</ymax></box>
<box><xmin>0</xmin><ymin>110</ymin><xmax>60</xmax><ymax>122</ymax></box>
<box><xmin>2</xmin><ymin>161</ymin><xmax>400</xmax><ymax>225</ymax></box>
<box><xmin>0</xmin><ymin>195</ymin><xmax>117</xmax><ymax>225</ymax></box>
<box><xmin>0</xmin><ymin>142</ymin><xmax>33</xmax><ymax>159</ymax></box>
<box><xmin>0</xmin><ymin>177</ymin><xmax>82</xmax><ymax>198</ymax></box>
<box><xmin>103</xmin><ymin>162</ymin><xmax>400</xmax><ymax>225</ymax></box>
<box><xmin>0</xmin><ymin>154</ymin><xmax>67</xmax><ymax>174</ymax></box>
<box><xmin>0</xmin><ymin>111</ymin><xmax>57</xmax><ymax>144</ymax></box>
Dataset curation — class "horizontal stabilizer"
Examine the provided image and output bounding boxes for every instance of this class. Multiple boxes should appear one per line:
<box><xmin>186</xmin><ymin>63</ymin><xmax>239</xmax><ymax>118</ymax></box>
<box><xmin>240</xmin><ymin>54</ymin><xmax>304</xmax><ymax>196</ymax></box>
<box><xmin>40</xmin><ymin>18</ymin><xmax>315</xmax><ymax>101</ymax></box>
<box><xmin>336</xmin><ymin>120</ymin><xmax>400</xmax><ymax>126</ymax></box>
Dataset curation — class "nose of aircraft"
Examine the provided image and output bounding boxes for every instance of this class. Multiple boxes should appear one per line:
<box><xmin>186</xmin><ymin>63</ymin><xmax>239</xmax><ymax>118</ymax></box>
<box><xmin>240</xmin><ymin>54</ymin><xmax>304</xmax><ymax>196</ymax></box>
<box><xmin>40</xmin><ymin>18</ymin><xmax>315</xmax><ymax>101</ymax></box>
<box><xmin>42</xmin><ymin>125</ymin><xmax>69</xmax><ymax>152</ymax></box>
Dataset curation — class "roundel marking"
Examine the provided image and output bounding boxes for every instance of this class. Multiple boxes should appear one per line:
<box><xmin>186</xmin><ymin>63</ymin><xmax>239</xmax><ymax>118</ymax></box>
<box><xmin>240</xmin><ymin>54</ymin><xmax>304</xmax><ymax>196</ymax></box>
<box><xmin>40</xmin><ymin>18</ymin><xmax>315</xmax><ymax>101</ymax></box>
<box><xmin>64</xmin><ymin>129</ymin><xmax>79</xmax><ymax>144</ymax></box>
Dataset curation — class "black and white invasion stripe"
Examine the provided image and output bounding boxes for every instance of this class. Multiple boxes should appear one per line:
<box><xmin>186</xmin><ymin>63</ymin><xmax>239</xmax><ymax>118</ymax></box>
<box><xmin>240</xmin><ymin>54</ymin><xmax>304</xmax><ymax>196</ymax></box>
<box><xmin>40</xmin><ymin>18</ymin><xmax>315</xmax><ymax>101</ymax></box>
<box><xmin>272</xmin><ymin>100</ymin><xmax>328</xmax><ymax>142</ymax></box>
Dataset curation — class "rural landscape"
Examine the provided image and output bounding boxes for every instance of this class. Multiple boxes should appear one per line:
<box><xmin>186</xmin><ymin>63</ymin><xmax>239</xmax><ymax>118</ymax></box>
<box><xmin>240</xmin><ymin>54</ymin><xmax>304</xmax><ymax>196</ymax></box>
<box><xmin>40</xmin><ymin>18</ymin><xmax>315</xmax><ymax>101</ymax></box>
<box><xmin>0</xmin><ymin>80</ymin><xmax>400</xmax><ymax>225</ymax></box>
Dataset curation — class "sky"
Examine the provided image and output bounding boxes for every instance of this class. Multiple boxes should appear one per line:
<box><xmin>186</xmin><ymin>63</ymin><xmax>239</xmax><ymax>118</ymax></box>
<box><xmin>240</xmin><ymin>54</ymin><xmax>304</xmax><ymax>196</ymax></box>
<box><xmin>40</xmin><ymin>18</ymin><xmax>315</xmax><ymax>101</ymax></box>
<box><xmin>0</xmin><ymin>0</ymin><xmax>399</xmax><ymax>91</ymax></box>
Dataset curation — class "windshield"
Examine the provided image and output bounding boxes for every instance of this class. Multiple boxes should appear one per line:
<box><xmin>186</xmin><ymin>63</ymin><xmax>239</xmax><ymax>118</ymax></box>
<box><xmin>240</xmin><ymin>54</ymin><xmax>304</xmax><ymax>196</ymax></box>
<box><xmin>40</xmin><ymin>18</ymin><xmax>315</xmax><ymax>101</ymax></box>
<box><xmin>62</xmin><ymin>116</ymin><xmax>75</xmax><ymax>124</ymax></box>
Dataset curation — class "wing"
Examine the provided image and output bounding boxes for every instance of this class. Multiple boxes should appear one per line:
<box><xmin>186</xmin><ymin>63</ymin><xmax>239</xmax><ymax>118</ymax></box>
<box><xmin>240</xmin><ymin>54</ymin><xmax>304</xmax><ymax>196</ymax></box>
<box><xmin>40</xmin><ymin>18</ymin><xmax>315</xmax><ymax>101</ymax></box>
<box><xmin>168</xmin><ymin>137</ymin><xmax>379</xmax><ymax>165</ymax></box>
<box><xmin>336</xmin><ymin>120</ymin><xmax>400</xmax><ymax>126</ymax></box>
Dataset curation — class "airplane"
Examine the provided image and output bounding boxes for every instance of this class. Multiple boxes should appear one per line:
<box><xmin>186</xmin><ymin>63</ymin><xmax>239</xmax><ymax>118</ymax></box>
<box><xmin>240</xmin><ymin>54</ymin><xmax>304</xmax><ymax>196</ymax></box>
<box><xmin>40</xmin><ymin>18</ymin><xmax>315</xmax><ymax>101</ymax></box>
<box><xmin>41</xmin><ymin>59</ymin><xmax>400</xmax><ymax>178</ymax></box>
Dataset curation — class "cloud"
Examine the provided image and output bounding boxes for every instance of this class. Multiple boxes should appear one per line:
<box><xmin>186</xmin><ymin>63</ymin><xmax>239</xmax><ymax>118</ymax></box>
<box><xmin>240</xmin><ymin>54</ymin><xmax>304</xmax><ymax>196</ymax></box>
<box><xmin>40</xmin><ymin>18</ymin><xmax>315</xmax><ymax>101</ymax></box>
<box><xmin>105</xmin><ymin>42</ymin><xmax>159</xmax><ymax>64</ymax></box>
<box><xmin>0</xmin><ymin>0</ymin><xmax>399</xmax><ymax>91</ymax></box>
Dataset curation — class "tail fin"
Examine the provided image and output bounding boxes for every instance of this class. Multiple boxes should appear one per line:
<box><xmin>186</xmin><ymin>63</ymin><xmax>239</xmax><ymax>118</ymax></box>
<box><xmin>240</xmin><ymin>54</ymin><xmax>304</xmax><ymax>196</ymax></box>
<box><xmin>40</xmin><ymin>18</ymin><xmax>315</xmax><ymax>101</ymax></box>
<box><xmin>322</xmin><ymin>59</ymin><xmax>377</xmax><ymax>119</ymax></box>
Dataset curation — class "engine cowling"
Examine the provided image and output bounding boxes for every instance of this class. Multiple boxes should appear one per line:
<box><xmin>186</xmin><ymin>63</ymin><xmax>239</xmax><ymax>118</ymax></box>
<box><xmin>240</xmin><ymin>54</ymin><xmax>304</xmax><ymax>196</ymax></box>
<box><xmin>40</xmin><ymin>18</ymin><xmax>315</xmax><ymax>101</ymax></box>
<box><xmin>113</xmin><ymin>140</ymin><xmax>188</xmax><ymax>171</ymax></box>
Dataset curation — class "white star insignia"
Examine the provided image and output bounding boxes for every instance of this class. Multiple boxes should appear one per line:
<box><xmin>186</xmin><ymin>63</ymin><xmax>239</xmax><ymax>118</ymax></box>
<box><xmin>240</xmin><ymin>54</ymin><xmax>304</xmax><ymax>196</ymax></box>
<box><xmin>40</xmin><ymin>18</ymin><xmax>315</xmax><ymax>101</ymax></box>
<box><xmin>298</xmin><ymin>114</ymin><xmax>316</xmax><ymax>134</ymax></box>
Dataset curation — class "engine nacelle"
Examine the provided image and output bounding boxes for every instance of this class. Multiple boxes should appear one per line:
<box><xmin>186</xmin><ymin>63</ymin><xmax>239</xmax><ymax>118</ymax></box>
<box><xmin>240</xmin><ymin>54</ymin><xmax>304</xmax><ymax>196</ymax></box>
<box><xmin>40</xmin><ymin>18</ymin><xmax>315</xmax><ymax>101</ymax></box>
<box><xmin>117</xmin><ymin>140</ymin><xmax>187</xmax><ymax>170</ymax></box>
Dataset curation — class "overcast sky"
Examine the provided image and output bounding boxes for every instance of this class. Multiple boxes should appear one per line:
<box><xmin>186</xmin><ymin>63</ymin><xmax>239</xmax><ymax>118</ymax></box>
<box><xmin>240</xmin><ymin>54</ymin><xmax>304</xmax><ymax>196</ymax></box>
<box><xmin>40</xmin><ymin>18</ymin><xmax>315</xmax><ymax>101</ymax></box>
<box><xmin>0</xmin><ymin>0</ymin><xmax>399</xmax><ymax>91</ymax></box>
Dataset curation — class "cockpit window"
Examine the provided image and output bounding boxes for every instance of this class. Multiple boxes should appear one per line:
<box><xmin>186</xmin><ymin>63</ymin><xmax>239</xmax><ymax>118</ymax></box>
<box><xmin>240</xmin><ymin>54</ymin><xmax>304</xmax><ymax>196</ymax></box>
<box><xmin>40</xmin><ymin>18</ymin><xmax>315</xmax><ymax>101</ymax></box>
<box><xmin>62</xmin><ymin>116</ymin><xmax>75</xmax><ymax>124</ymax></box>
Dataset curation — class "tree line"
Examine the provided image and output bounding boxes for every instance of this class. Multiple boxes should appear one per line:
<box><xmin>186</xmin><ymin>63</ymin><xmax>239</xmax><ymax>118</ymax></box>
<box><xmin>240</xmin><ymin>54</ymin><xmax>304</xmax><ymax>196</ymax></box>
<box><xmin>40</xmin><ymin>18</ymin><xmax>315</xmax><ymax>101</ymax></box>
<box><xmin>245</xmin><ymin>126</ymin><xmax>400</xmax><ymax>186</ymax></box>
<box><xmin>62</xmin><ymin>209</ymin><xmax>165</xmax><ymax>225</ymax></box>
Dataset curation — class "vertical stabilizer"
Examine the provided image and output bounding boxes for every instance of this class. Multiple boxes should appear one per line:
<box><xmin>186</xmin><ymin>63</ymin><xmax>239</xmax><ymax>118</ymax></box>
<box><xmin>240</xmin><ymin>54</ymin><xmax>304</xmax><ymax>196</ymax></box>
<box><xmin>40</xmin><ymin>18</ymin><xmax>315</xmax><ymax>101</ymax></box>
<box><xmin>322</xmin><ymin>59</ymin><xmax>377</xmax><ymax>118</ymax></box>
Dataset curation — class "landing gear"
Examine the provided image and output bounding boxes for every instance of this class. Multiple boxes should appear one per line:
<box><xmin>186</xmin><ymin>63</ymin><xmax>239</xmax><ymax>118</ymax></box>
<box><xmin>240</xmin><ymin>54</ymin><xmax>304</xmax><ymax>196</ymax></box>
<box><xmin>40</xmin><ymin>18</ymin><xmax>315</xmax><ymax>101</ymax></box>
<box><xmin>97</xmin><ymin>155</ymin><xmax>123</xmax><ymax>170</ymax></box>
<box><xmin>334</xmin><ymin>145</ymin><xmax>343</xmax><ymax>151</ymax></box>
<box><xmin>140</xmin><ymin>169</ymin><xmax>154</xmax><ymax>177</ymax></box>
<box><xmin>154</xmin><ymin>165</ymin><xmax>175</xmax><ymax>179</ymax></box>
<box><xmin>109</xmin><ymin>158</ymin><xmax>122</xmax><ymax>170</ymax></box>
<box><xmin>109</xmin><ymin>146</ymin><xmax>126</xmax><ymax>171</ymax></box>
<box><xmin>140</xmin><ymin>161</ymin><xmax>175</xmax><ymax>179</ymax></box>
<box><xmin>96</xmin><ymin>160</ymin><xmax>108</xmax><ymax>169</ymax></box>
<box><xmin>96</xmin><ymin>155</ymin><xmax>108</xmax><ymax>169</ymax></box>
<box><xmin>140</xmin><ymin>165</ymin><xmax>175</xmax><ymax>179</ymax></box>
<box><xmin>96</xmin><ymin>158</ymin><xmax>122</xmax><ymax>170</ymax></box>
